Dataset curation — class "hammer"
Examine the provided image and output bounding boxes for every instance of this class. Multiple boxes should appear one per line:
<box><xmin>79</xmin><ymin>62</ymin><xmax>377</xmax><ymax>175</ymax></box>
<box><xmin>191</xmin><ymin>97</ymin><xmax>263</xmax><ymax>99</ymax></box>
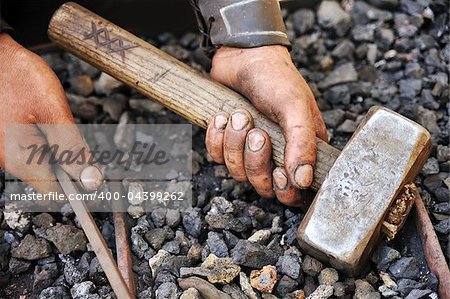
<box><xmin>48</xmin><ymin>3</ymin><xmax>431</xmax><ymax>275</ymax></box>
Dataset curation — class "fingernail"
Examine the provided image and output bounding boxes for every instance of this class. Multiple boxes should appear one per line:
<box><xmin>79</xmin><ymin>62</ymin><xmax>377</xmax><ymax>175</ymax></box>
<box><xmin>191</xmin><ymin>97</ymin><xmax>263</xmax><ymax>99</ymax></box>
<box><xmin>273</xmin><ymin>168</ymin><xmax>288</xmax><ymax>190</ymax></box>
<box><xmin>214</xmin><ymin>114</ymin><xmax>228</xmax><ymax>130</ymax></box>
<box><xmin>294</xmin><ymin>164</ymin><xmax>313</xmax><ymax>189</ymax></box>
<box><xmin>231</xmin><ymin>112</ymin><xmax>249</xmax><ymax>131</ymax></box>
<box><xmin>80</xmin><ymin>166</ymin><xmax>103</xmax><ymax>190</ymax></box>
<box><xmin>247</xmin><ymin>130</ymin><xmax>265</xmax><ymax>152</ymax></box>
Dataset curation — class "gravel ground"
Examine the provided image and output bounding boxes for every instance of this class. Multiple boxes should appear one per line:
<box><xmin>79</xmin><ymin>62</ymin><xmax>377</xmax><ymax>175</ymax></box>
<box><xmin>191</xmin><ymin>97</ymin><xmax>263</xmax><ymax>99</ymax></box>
<box><xmin>0</xmin><ymin>0</ymin><xmax>448</xmax><ymax>298</ymax></box>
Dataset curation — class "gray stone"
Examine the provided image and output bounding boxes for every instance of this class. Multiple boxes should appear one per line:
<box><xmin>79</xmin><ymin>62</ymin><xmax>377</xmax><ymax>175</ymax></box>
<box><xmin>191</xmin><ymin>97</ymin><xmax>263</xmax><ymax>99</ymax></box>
<box><xmin>247</xmin><ymin>229</ymin><xmax>271</xmax><ymax>244</ymax></box>
<box><xmin>4</xmin><ymin>210</ymin><xmax>31</xmax><ymax>233</ymax></box>
<box><xmin>388</xmin><ymin>257</ymin><xmax>420</xmax><ymax>279</ymax></box>
<box><xmin>33</xmin><ymin>263</ymin><xmax>59</xmax><ymax>293</ymax></box>
<box><xmin>231</xmin><ymin>240</ymin><xmax>279</xmax><ymax>269</ymax></box>
<box><xmin>32</xmin><ymin>213</ymin><xmax>56</xmax><ymax>229</ymax></box>
<box><xmin>180</xmin><ymin>288</ymin><xmax>201</xmax><ymax>299</ymax></box>
<box><xmin>64</xmin><ymin>261</ymin><xmax>89</xmax><ymax>286</ymax></box>
<box><xmin>156</xmin><ymin>282</ymin><xmax>178</xmax><ymax>299</ymax></box>
<box><xmin>39</xmin><ymin>286</ymin><xmax>70</xmax><ymax>299</ymax></box>
<box><xmin>324</xmin><ymin>85</ymin><xmax>350</xmax><ymax>105</ymax></box>
<box><xmin>306</xmin><ymin>284</ymin><xmax>334</xmax><ymax>299</ymax></box>
<box><xmin>423</xmin><ymin>173</ymin><xmax>448</xmax><ymax>190</ymax></box>
<box><xmin>318</xmin><ymin>268</ymin><xmax>339</xmax><ymax>285</ymax></box>
<box><xmin>151</xmin><ymin>208</ymin><xmax>167</xmax><ymax>228</ymax></box>
<box><xmin>94</xmin><ymin>72</ymin><xmax>123</xmax><ymax>95</ymax></box>
<box><xmin>240</xmin><ymin>272</ymin><xmax>259</xmax><ymax>299</ymax></box>
<box><xmin>416</xmin><ymin>106</ymin><xmax>441</xmax><ymax>135</ymax></box>
<box><xmin>367</xmin><ymin>0</ymin><xmax>399</xmax><ymax>9</ymax></box>
<box><xmin>46</xmin><ymin>224</ymin><xmax>87</xmax><ymax>255</ymax></box>
<box><xmin>292</xmin><ymin>9</ymin><xmax>316</xmax><ymax>34</ymax></box>
<box><xmin>395</xmin><ymin>279</ymin><xmax>425</xmax><ymax>296</ymax></box>
<box><xmin>276</xmin><ymin>249</ymin><xmax>302</xmax><ymax>279</ymax></box>
<box><xmin>351</xmin><ymin>1</ymin><xmax>393</xmax><ymax>25</ymax></box>
<box><xmin>70</xmin><ymin>281</ymin><xmax>98</xmax><ymax>299</ymax></box>
<box><xmin>8</xmin><ymin>257</ymin><xmax>31</xmax><ymax>274</ymax></box>
<box><xmin>319</xmin><ymin>63</ymin><xmax>358</xmax><ymax>89</ymax></box>
<box><xmin>434</xmin><ymin>219</ymin><xmax>450</xmax><ymax>234</ymax></box>
<box><xmin>303</xmin><ymin>255</ymin><xmax>324</xmax><ymax>277</ymax></box>
<box><xmin>11</xmin><ymin>235</ymin><xmax>52</xmax><ymax>261</ymax></box>
<box><xmin>276</xmin><ymin>275</ymin><xmax>299</xmax><ymax>297</ymax></box>
<box><xmin>182</xmin><ymin>208</ymin><xmax>206</xmax><ymax>238</ymax></box>
<box><xmin>130</xmin><ymin>229</ymin><xmax>149</xmax><ymax>259</ymax></box>
<box><xmin>405</xmin><ymin>289</ymin><xmax>433</xmax><ymax>299</ymax></box>
<box><xmin>371</xmin><ymin>245</ymin><xmax>401</xmax><ymax>271</ymax></box>
<box><xmin>421</xmin><ymin>157</ymin><xmax>440</xmax><ymax>175</ymax></box>
<box><xmin>102</xmin><ymin>94</ymin><xmax>128</xmax><ymax>121</ymax></box>
<box><xmin>322</xmin><ymin>109</ymin><xmax>346</xmax><ymax>128</ymax></box>
<box><xmin>145</xmin><ymin>228</ymin><xmax>168</xmax><ymax>250</ymax></box>
<box><xmin>206</xmin><ymin>232</ymin><xmax>229</xmax><ymax>258</ymax></box>
<box><xmin>317</xmin><ymin>1</ymin><xmax>351</xmax><ymax>37</ymax></box>
<box><xmin>352</xmin><ymin>26</ymin><xmax>375</xmax><ymax>42</ymax></box>
<box><xmin>162</xmin><ymin>240</ymin><xmax>181</xmax><ymax>255</ymax></box>
<box><xmin>399</xmin><ymin>79</ymin><xmax>422</xmax><ymax>98</ymax></box>
<box><xmin>354</xmin><ymin>279</ymin><xmax>381</xmax><ymax>299</ymax></box>
<box><xmin>376</xmin><ymin>28</ymin><xmax>395</xmax><ymax>49</ymax></box>
<box><xmin>437</xmin><ymin>145</ymin><xmax>450</xmax><ymax>162</ymax></box>
<box><xmin>337</xmin><ymin>119</ymin><xmax>358</xmax><ymax>133</ymax></box>
<box><xmin>166</xmin><ymin>209</ymin><xmax>181</xmax><ymax>228</ymax></box>
<box><xmin>332</xmin><ymin>40</ymin><xmax>355</xmax><ymax>61</ymax></box>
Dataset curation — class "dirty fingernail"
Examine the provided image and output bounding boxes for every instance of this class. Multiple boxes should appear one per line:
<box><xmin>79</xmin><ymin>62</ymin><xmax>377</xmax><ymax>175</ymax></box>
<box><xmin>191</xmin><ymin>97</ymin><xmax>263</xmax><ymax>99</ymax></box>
<box><xmin>214</xmin><ymin>114</ymin><xmax>228</xmax><ymax>130</ymax></box>
<box><xmin>231</xmin><ymin>112</ymin><xmax>249</xmax><ymax>131</ymax></box>
<box><xmin>294</xmin><ymin>164</ymin><xmax>313</xmax><ymax>189</ymax></box>
<box><xmin>247</xmin><ymin>130</ymin><xmax>266</xmax><ymax>152</ymax></box>
<box><xmin>273</xmin><ymin>168</ymin><xmax>288</xmax><ymax>190</ymax></box>
<box><xmin>80</xmin><ymin>166</ymin><xmax>103</xmax><ymax>190</ymax></box>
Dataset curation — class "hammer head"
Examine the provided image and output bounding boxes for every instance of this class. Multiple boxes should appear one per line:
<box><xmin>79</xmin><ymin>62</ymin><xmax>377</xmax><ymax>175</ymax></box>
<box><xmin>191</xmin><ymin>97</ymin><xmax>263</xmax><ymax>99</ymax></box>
<box><xmin>297</xmin><ymin>106</ymin><xmax>431</xmax><ymax>276</ymax></box>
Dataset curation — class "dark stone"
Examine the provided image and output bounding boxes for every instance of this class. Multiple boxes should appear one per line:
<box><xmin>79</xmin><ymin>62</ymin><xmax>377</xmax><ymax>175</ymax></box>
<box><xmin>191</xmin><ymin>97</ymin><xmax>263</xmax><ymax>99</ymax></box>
<box><xmin>162</xmin><ymin>240</ymin><xmax>181</xmax><ymax>255</ymax></box>
<box><xmin>8</xmin><ymin>257</ymin><xmax>31</xmax><ymax>274</ymax></box>
<box><xmin>0</xmin><ymin>243</ymin><xmax>9</xmax><ymax>271</ymax></box>
<box><xmin>275</xmin><ymin>275</ymin><xmax>299</xmax><ymax>297</ymax></box>
<box><xmin>388</xmin><ymin>257</ymin><xmax>420</xmax><ymax>279</ymax></box>
<box><xmin>45</xmin><ymin>224</ymin><xmax>87</xmax><ymax>254</ymax></box>
<box><xmin>351</xmin><ymin>26</ymin><xmax>374</xmax><ymax>42</ymax></box>
<box><xmin>231</xmin><ymin>240</ymin><xmax>279</xmax><ymax>269</ymax></box>
<box><xmin>317</xmin><ymin>1</ymin><xmax>351</xmax><ymax>37</ymax></box>
<box><xmin>206</xmin><ymin>232</ymin><xmax>229</xmax><ymax>258</ymax></box>
<box><xmin>434</xmin><ymin>219</ymin><xmax>450</xmax><ymax>234</ymax></box>
<box><xmin>39</xmin><ymin>286</ymin><xmax>70</xmax><ymax>299</ymax></box>
<box><xmin>371</xmin><ymin>245</ymin><xmax>401</xmax><ymax>271</ymax></box>
<box><xmin>33</xmin><ymin>263</ymin><xmax>59</xmax><ymax>293</ymax></box>
<box><xmin>32</xmin><ymin>213</ymin><xmax>56</xmax><ymax>229</ymax></box>
<box><xmin>322</xmin><ymin>109</ymin><xmax>346</xmax><ymax>128</ymax></box>
<box><xmin>324</xmin><ymin>85</ymin><xmax>350</xmax><ymax>105</ymax></box>
<box><xmin>331</xmin><ymin>40</ymin><xmax>355</xmax><ymax>60</ymax></box>
<box><xmin>291</xmin><ymin>9</ymin><xmax>316</xmax><ymax>35</ymax></box>
<box><xmin>399</xmin><ymin>79</ymin><xmax>422</xmax><ymax>98</ymax></box>
<box><xmin>145</xmin><ymin>228</ymin><xmax>168</xmax><ymax>250</ymax></box>
<box><xmin>319</xmin><ymin>63</ymin><xmax>358</xmax><ymax>89</ymax></box>
<box><xmin>276</xmin><ymin>249</ymin><xmax>302</xmax><ymax>279</ymax></box>
<box><xmin>156</xmin><ymin>282</ymin><xmax>178</xmax><ymax>299</ymax></box>
<box><xmin>89</xmin><ymin>257</ymin><xmax>107</xmax><ymax>286</ymax></box>
<box><xmin>11</xmin><ymin>234</ymin><xmax>52</xmax><ymax>261</ymax></box>
<box><xmin>182</xmin><ymin>208</ymin><xmax>206</xmax><ymax>238</ymax></box>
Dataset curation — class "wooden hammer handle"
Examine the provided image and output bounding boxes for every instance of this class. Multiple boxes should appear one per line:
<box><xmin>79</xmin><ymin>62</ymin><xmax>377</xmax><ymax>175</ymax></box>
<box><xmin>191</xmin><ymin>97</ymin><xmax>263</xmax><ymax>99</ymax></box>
<box><xmin>48</xmin><ymin>2</ymin><xmax>340</xmax><ymax>191</ymax></box>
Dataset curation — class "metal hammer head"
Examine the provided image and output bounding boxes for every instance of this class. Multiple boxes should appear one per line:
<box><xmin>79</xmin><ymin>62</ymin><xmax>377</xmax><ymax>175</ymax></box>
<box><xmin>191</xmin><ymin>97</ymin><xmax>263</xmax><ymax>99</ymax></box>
<box><xmin>297</xmin><ymin>106</ymin><xmax>431</xmax><ymax>276</ymax></box>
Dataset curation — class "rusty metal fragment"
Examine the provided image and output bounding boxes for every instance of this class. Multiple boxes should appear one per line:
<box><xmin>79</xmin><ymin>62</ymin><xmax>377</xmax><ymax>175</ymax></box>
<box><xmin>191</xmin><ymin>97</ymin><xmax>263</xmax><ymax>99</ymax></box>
<box><xmin>381</xmin><ymin>183</ymin><xmax>416</xmax><ymax>241</ymax></box>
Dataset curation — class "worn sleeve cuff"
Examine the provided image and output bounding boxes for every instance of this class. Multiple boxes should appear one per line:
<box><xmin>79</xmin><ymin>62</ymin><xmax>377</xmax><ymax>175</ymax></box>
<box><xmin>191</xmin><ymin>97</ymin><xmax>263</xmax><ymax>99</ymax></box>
<box><xmin>190</xmin><ymin>0</ymin><xmax>291</xmax><ymax>55</ymax></box>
